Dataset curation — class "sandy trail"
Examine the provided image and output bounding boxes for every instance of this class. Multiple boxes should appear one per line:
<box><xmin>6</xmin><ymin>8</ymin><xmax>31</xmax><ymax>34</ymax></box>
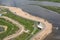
<box><xmin>0</xmin><ymin>6</ymin><xmax>52</xmax><ymax>40</ymax></box>
<box><xmin>0</xmin><ymin>16</ymin><xmax>24</xmax><ymax>40</ymax></box>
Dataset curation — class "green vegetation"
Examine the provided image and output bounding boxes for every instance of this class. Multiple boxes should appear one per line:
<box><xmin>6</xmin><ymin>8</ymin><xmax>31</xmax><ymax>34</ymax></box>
<box><xmin>30</xmin><ymin>4</ymin><xmax>60</xmax><ymax>14</ymax></box>
<box><xmin>32</xmin><ymin>0</ymin><xmax>60</xmax><ymax>2</ymax></box>
<box><xmin>13</xmin><ymin>33</ymin><xmax>31</xmax><ymax>40</ymax></box>
<box><xmin>3</xmin><ymin>9</ymin><xmax>34</xmax><ymax>33</ymax></box>
<box><xmin>0</xmin><ymin>18</ymin><xmax>19</xmax><ymax>40</ymax></box>
<box><xmin>14</xmin><ymin>28</ymin><xmax>39</xmax><ymax>40</ymax></box>
<box><xmin>39</xmin><ymin>6</ymin><xmax>60</xmax><ymax>14</ymax></box>
<box><xmin>2</xmin><ymin>8</ymin><xmax>40</xmax><ymax>40</ymax></box>
<box><xmin>0</xmin><ymin>8</ymin><xmax>7</xmax><ymax>13</ymax></box>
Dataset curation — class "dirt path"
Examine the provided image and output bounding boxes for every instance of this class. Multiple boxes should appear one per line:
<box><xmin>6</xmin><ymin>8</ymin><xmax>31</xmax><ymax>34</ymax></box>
<box><xmin>0</xmin><ymin>16</ymin><xmax>25</xmax><ymax>40</ymax></box>
<box><xmin>0</xmin><ymin>6</ymin><xmax>52</xmax><ymax>40</ymax></box>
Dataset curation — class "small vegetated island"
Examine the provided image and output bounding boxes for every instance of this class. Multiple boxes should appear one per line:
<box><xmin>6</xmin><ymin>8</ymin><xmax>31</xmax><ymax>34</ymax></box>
<box><xmin>0</xmin><ymin>7</ymin><xmax>40</xmax><ymax>40</ymax></box>
<box><xmin>32</xmin><ymin>0</ymin><xmax>60</xmax><ymax>3</ymax></box>
<box><xmin>37</xmin><ymin>5</ymin><xmax>60</xmax><ymax>14</ymax></box>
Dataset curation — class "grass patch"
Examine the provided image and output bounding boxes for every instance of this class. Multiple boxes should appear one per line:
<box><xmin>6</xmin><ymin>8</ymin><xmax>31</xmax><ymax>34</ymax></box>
<box><xmin>0</xmin><ymin>18</ymin><xmax>19</xmax><ymax>40</ymax></box>
<box><xmin>39</xmin><ymin>5</ymin><xmax>60</xmax><ymax>14</ymax></box>
<box><xmin>13</xmin><ymin>33</ymin><xmax>30</xmax><ymax>40</ymax></box>
<box><xmin>2</xmin><ymin>8</ymin><xmax>40</xmax><ymax>40</ymax></box>
<box><xmin>31</xmin><ymin>4</ymin><xmax>60</xmax><ymax>14</ymax></box>
<box><xmin>0</xmin><ymin>7</ymin><xmax>8</xmax><ymax>13</ymax></box>
<box><xmin>31</xmin><ymin>0</ymin><xmax>60</xmax><ymax>3</ymax></box>
<box><xmin>13</xmin><ymin>28</ymin><xmax>40</xmax><ymax>40</ymax></box>
<box><xmin>3</xmin><ymin>9</ymin><xmax>34</xmax><ymax>33</ymax></box>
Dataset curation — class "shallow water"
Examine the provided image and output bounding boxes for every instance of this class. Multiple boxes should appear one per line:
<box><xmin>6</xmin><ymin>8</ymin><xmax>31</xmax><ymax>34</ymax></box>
<box><xmin>0</xmin><ymin>0</ymin><xmax>60</xmax><ymax>40</ymax></box>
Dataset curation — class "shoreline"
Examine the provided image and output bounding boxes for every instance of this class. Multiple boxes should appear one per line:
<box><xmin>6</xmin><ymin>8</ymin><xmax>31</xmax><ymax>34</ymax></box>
<box><xmin>0</xmin><ymin>6</ymin><xmax>52</xmax><ymax>40</ymax></box>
